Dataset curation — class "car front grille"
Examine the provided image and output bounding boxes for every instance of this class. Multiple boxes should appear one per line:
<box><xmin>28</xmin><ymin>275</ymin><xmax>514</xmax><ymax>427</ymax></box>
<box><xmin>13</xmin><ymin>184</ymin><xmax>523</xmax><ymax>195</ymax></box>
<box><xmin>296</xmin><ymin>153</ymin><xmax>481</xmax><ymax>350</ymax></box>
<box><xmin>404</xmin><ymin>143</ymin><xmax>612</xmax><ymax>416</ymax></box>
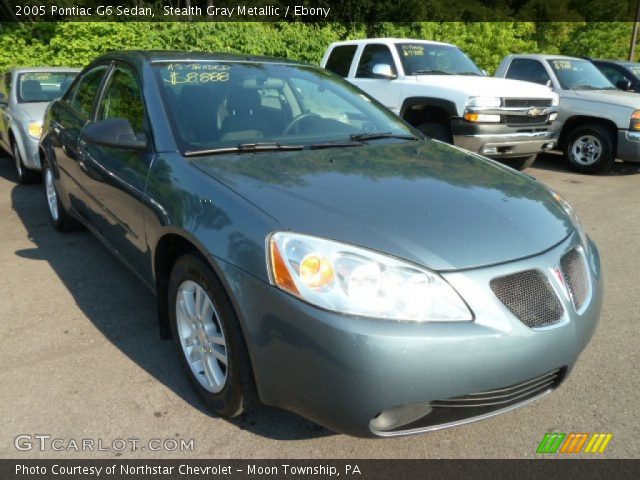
<box><xmin>560</xmin><ymin>248</ymin><xmax>589</xmax><ymax>310</ymax></box>
<box><xmin>490</xmin><ymin>269</ymin><xmax>564</xmax><ymax>328</ymax></box>
<box><xmin>430</xmin><ymin>368</ymin><xmax>564</xmax><ymax>408</ymax></box>
<box><xmin>370</xmin><ymin>368</ymin><xmax>566</xmax><ymax>435</ymax></box>
<box><xmin>503</xmin><ymin>98</ymin><xmax>553</xmax><ymax>108</ymax></box>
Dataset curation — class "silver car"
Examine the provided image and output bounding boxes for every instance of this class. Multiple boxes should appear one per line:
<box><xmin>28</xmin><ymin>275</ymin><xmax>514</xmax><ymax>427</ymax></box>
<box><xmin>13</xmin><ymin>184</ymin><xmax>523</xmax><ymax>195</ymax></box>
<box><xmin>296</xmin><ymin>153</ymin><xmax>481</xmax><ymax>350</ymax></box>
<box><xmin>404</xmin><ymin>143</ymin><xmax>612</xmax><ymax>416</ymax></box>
<box><xmin>0</xmin><ymin>67</ymin><xmax>80</xmax><ymax>183</ymax></box>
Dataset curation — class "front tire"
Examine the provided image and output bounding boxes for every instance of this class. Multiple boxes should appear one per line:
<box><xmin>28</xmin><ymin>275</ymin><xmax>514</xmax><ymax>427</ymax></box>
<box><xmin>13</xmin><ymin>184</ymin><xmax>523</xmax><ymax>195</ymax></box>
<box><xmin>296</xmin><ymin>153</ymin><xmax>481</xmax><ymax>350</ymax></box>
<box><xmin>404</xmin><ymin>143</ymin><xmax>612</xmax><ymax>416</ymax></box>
<box><xmin>42</xmin><ymin>159</ymin><xmax>82</xmax><ymax>232</ymax></box>
<box><xmin>13</xmin><ymin>142</ymin><xmax>39</xmax><ymax>184</ymax></box>
<box><xmin>168</xmin><ymin>254</ymin><xmax>257</xmax><ymax>418</ymax></box>
<box><xmin>503</xmin><ymin>154</ymin><xmax>537</xmax><ymax>171</ymax></box>
<box><xmin>564</xmin><ymin>124</ymin><xmax>615</xmax><ymax>174</ymax></box>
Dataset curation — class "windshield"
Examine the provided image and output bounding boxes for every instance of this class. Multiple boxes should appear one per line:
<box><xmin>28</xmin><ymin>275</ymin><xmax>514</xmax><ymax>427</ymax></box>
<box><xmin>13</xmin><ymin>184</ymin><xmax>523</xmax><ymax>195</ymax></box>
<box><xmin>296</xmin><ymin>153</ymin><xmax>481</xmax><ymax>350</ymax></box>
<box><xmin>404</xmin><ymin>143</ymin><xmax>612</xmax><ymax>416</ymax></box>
<box><xmin>154</xmin><ymin>62</ymin><xmax>413</xmax><ymax>152</ymax></box>
<box><xmin>629</xmin><ymin>65</ymin><xmax>640</xmax><ymax>78</ymax></box>
<box><xmin>17</xmin><ymin>71</ymin><xmax>78</xmax><ymax>103</ymax></box>
<box><xmin>547</xmin><ymin>59</ymin><xmax>615</xmax><ymax>90</ymax></box>
<box><xmin>395</xmin><ymin>43</ymin><xmax>482</xmax><ymax>76</ymax></box>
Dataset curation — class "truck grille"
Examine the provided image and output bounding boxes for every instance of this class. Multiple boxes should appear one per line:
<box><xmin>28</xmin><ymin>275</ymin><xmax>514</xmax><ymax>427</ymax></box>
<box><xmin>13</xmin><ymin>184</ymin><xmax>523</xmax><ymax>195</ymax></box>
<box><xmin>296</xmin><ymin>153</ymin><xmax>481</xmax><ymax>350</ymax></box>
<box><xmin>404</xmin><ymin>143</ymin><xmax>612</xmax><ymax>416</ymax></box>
<box><xmin>503</xmin><ymin>98</ymin><xmax>553</xmax><ymax>108</ymax></box>
<box><xmin>502</xmin><ymin>98</ymin><xmax>553</xmax><ymax>126</ymax></box>
<box><xmin>430</xmin><ymin>368</ymin><xmax>564</xmax><ymax>408</ymax></box>
<box><xmin>560</xmin><ymin>249</ymin><xmax>589</xmax><ymax>310</ymax></box>
<box><xmin>504</xmin><ymin>115</ymin><xmax>549</xmax><ymax>125</ymax></box>
<box><xmin>490</xmin><ymin>269</ymin><xmax>564</xmax><ymax>328</ymax></box>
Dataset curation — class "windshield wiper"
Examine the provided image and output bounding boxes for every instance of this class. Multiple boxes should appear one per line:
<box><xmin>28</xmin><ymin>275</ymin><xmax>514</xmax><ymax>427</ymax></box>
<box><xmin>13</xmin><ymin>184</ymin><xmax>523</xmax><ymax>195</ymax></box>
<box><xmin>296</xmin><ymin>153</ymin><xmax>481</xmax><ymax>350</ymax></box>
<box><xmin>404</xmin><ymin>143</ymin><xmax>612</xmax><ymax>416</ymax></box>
<box><xmin>349</xmin><ymin>132</ymin><xmax>419</xmax><ymax>142</ymax></box>
<box><xmin>185</xmin><ymin>142</ymin><xmax>305</xmax><ymax>157</ymax></box>
<box><xmin>413</xmin><ymin>69</ymin><xmax>452</xmax><ymax>75</ymax></box>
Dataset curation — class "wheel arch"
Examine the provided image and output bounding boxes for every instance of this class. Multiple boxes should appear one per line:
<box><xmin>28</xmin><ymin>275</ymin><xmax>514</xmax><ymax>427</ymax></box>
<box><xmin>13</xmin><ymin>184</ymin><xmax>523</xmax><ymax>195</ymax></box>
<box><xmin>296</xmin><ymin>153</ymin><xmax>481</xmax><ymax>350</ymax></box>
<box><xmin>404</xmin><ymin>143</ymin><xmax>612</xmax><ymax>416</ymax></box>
<box><xmin>559</xmin><ymin>116</ymin><xmax>619</xmax><ymax>153</ymax></box>
<box><xmin>399</xmin><ymin>97</ymin><xmax>457</xmax><ymax>129</ymax></box>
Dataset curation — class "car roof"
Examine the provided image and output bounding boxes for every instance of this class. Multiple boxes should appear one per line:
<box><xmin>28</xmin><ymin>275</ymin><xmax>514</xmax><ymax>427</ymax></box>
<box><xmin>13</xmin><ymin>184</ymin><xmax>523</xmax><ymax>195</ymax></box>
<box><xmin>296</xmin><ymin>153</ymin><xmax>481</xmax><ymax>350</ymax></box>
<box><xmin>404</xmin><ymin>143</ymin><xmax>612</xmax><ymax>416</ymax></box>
<box><xmin>507</xmin><ymin>53</ymin><xmax>584</xmax><ymax>61</ymax></box>
<box><xmin>592</xmin><ymin>58</ymin><xmax>640</xmax><ymax>68</ymax></box>
<box><xmin>8</xmin><ymin>67</ymin><xmax>81</xmax><ymax>74</ymax></box>
<box><xmin>330</xmin><ymin>38</ymin><xmax>452</xmax><ymax>48</ymax></box>
<box><xmin>90</xmin><ymin>50</ymin><xmax>309</xmax><ymax>66</ymax></box>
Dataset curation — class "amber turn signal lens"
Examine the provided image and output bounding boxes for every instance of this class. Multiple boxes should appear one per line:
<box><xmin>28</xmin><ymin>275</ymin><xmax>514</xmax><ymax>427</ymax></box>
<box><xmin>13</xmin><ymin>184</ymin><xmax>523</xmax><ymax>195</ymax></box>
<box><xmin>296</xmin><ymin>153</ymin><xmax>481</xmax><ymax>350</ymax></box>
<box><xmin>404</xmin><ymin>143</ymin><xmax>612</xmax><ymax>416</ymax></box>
<box><xmin>300</xmin><ymin>253</ymin><xmax>335</xmax><ymax>288</ymax></box>
<box><xmin>270</xmin><ymin>240</ymin><xmax>299</xmax><ymax>295</ymax></box>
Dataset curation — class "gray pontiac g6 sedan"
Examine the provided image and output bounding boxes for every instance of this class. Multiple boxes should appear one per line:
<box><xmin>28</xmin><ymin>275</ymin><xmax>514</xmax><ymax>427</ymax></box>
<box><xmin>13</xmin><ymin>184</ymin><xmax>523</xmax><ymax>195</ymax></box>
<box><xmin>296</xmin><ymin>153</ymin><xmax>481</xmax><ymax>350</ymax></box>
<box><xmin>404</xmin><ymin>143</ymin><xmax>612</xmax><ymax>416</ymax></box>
<box><xmin>38</xmin><ymin>51</ymin><xmax>603</xmax><ymax>437</ymax></box>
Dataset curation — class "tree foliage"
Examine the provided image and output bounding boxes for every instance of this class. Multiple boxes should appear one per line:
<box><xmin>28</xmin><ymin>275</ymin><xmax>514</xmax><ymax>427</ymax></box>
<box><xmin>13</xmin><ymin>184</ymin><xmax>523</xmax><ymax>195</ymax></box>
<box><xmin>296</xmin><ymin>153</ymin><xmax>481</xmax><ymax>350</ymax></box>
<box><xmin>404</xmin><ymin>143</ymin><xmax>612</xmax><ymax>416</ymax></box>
<box><xmin>0</xmin><ymin>21</ymin><xmax>635</xmax><ymax>74</ymax></box>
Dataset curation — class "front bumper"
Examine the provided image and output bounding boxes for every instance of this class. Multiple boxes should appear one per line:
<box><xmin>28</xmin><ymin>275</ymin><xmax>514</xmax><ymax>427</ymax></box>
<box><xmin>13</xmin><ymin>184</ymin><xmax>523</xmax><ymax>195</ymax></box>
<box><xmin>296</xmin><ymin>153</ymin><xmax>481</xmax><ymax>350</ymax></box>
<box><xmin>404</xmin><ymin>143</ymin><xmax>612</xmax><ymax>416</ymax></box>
<box><xmin>16</xmin><ymin>133</ymin><xmax>41</xmax><ymax>170</ymax></box>
<box><xmin>616</xmin><ymin>130</ymin><xmax>640</xmax><ymax>163</ymax></box>
<box><xmin>452</xmin><ymin>121</ymin><xmax>557</xmax><ymax>159</ymax></box>
<box><xmin>216</xmin><ymin>232</ymin><xmax>603</xmax><ymax>437</ymax></box>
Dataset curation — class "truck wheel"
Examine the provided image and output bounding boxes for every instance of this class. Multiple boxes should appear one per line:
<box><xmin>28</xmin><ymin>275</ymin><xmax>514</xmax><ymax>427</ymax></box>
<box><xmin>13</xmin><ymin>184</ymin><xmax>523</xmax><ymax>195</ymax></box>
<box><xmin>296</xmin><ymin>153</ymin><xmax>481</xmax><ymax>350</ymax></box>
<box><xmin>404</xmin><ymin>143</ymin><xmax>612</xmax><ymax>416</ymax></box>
<box><xmin>168</xmin><ymin>254</ymin><xmax>257</xmax><ymax>418</ymax></box>
<box><xmin>13</xmin><ymin>141</ymin><xmax>40</xmax><ymax>184</ymax></box>
<box><xmin>564</xmin><ymin>124</ymin><xmax>615</xmax><ymax>174</ymax></box>
<box><xmin>504</xmin><ymin>155</ymin><xmax>537</xmax><ymax>171</ymax></box>
<box><xmin>417</xmin><ymin>123</ymin><xmax>453</xmax><ymax>143</ymax></box>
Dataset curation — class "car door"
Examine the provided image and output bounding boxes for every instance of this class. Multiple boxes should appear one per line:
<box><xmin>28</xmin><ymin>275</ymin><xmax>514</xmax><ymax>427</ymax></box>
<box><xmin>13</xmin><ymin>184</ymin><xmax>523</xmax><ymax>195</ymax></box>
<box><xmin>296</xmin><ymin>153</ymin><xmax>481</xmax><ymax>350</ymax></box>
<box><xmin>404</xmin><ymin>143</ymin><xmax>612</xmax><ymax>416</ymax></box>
<box><xmin>350</xmin><ymin>44</ymin><xmax>403</xmax><ymax>114</ymax></box>
<box><xmin>50</xmin><ymin>64</ymin><xmax>109</xmax><ymax>216</ymax></box>
<box><xmin>76</xmin><ymin>63</ymin><xmax>152</xmax><ymax>276</ymax></box>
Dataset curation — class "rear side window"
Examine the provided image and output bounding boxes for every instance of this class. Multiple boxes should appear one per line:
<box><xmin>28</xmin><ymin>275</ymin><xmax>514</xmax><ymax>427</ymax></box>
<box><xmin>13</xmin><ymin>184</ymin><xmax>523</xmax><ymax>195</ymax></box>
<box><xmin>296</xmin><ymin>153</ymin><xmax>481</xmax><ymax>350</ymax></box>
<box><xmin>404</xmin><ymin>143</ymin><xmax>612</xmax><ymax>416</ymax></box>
<box><xmin>325</xmin><ymin>45</ymin><xmax>357</xmax><ymax>77</ymax></box>
<box><xmin>356</xmin><ymin>44</ymin><xmax>397</xmax><ymax>78</ymax></box>
<box><xmin>505</xmin><ymin>58</ymin><xmax>551</xmax><ymax>86</ymax></box>
<box><xmin>70</xmin><ymin>66</ymin><xmax>108</xmax><ymax>117</ymax></box>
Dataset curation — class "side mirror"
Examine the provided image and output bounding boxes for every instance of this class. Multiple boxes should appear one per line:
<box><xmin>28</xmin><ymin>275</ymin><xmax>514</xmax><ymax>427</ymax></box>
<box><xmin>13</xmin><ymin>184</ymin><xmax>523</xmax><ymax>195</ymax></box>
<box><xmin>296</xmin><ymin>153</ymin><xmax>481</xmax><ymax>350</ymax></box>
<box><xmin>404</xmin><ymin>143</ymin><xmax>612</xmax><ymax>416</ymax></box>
<box><xmin>371</xmin><ymin>63</ymin><xmax>397</xmax><ymax>79</ymax></box>
<box><xmin>81</xmin><ymin>118</ymin><xmax>147</xmax><ymax>150</ymax></box>
<box><xmin>616</xmin><ymin>79</ymin><xmax>633</xmax><ymax>91</ymax></box>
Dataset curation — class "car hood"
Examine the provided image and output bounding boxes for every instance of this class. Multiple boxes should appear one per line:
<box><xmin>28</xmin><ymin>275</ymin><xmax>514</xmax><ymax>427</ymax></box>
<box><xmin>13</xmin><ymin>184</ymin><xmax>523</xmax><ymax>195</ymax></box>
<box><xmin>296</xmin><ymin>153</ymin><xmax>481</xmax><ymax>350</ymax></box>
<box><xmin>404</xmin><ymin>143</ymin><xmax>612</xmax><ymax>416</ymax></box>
<box><xmin>414</xmin><ymin>75</ymin><xmax>555</xmax><ymax>98</ymax></box>
<box><xmin>567</xmin><ymin>88</ymin><xmax>640</xmax><ymax>108</ymax></box>
<box><xmin>191</xmin><ymin>141</ymin><xmax>573</xmax><ymax>271</ymax></box>
<box><xmin>15</xmin><ymin>102</ymin><xmax>49</xmax><ymax>122</ymax></box>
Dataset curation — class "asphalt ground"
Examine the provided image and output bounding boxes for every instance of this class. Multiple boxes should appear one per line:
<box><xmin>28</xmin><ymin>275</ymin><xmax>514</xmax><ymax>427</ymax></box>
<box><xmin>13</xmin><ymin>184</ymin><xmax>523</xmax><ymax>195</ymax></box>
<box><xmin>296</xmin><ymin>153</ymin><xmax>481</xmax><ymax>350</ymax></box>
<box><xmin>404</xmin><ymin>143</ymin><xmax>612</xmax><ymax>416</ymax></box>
<box><xmin>0</xmin><ymin>152</ymin><xmax>638</xmax><ymax>459</ymax></box>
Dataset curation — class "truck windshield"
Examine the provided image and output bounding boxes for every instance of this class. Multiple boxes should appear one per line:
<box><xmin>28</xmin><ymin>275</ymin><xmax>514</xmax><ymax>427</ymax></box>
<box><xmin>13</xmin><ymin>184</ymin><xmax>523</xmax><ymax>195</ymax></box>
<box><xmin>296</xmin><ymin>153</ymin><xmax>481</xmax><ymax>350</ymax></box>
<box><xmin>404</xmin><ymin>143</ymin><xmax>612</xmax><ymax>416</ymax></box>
<box><xmin>154</xmin><ymin>62</ymin><xmax>414</xmax><ymax>153</ymax></box>
<box><xmin>547</xmin><ymin>59</ymin><xmax>616</xmax><ymax>90</ymax></box>
<box><xmin>395</xmin><ymin>43</ymin><xmax>483</xmax><ymax>76</ymax></box>
<box><xmin>17</xmin><ymin>71</ymin><xmax>78</xmax><ymax>103</ymax></box>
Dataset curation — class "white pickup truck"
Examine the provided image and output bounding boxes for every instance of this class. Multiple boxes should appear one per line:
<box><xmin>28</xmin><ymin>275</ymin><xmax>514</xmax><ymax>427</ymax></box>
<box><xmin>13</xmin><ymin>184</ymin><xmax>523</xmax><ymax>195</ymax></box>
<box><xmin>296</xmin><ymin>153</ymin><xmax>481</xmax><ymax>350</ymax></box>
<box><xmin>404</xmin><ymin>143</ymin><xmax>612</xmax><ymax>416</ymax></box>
<box><xmin>321</xmin><ymin>38</ymin><xmax>559</xmax><ymax>170</ymax></box>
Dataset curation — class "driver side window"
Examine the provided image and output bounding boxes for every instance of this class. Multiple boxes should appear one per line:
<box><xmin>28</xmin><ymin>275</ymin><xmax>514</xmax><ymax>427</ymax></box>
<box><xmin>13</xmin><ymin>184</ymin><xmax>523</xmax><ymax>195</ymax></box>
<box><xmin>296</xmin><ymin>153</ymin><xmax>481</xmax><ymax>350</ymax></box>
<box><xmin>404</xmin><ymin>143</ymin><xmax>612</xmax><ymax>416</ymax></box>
<box><xmin>97</xmin><ymin>66</ymin><xmax>146</xmax><ymax>135</ymax></box>
<box><xmin>356</xmin><ymin>45</ymin><xmax>396</xmax><ymax>78</ymax></box>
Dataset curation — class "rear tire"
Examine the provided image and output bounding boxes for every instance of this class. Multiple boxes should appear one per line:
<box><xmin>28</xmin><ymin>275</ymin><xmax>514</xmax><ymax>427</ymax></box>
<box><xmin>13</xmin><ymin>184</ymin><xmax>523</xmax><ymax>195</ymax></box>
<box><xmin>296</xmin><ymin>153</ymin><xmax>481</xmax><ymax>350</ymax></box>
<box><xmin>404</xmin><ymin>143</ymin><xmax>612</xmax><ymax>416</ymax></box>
<box><xmin>42</xmin><ymin>158</ymin><xmax>82</xmax><ymax>232</ymax></box>
<box><xmin>503</xmin><ymin>154</ymin><xmax>537</xmax><ymax>171</ymax></box>
<box><xmin>417</xmin><ymin>122</ymin><xmax>453</xmax><ymax>143</ymax></box>
<box><xmin>564</xmin><ymin>124</ymin><xmax>615</xmax><ymax>174</ymax></box>
<box><xmin>13</xmin><ymin>142</ymin><xmax>40</xmax><ymax>184</ymax></box>
<box><xmin>168</xmin><ymin>254</ymin><xmax>257</xmax><ymax>418</ymax></box>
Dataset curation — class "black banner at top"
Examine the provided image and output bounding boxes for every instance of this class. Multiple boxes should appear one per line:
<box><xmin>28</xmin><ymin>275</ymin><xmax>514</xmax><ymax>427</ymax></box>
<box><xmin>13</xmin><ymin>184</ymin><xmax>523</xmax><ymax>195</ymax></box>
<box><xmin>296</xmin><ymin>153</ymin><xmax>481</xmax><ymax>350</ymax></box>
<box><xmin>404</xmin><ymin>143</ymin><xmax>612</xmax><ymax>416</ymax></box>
<box><xmin>1</xmin><ymin>0</ymin><xmax>639</xmax><ymax>22</ymax></box>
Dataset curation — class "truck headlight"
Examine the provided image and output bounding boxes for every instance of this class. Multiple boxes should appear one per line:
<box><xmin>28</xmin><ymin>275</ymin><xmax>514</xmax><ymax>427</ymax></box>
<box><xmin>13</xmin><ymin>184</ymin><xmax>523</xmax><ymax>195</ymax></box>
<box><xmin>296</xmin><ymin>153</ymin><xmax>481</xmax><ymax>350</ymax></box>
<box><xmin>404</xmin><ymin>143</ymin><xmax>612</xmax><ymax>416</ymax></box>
<box><xmin>464</xmin><ymin>96</ymin><xmax>501</xmax><ymax>123</ymax></box>
<box><xmin>25</xmin><ymin>121</ymin><xmax>43</xmax><ymax>139</ymax></box>
<box><xmin>268</xmin><ymin>232</ymin><xmax>472</xmax><ymax>322</ymax></box>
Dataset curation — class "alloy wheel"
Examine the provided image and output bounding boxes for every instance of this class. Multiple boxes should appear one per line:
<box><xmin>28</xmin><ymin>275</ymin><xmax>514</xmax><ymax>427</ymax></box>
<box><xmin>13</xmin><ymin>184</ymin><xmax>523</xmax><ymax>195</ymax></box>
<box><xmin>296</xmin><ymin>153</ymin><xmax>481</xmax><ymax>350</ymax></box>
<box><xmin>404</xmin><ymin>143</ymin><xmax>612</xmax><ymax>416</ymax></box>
<box><xmin>44</xmin><ymin>167</ymin><xmax>59</xmax><ymax>221</ymax></box>
<box><xmin>176</xmin><ymin>280</ymin><xmax>228</xmax><ymax>393</ymax></box>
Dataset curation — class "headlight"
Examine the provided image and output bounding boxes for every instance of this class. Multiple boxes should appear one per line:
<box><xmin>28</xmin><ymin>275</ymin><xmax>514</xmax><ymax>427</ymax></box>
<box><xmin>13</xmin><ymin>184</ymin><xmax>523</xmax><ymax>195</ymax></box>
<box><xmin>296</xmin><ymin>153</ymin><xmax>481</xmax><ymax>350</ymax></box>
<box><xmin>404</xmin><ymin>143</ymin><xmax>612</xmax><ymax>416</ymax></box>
<box><xmin>25</xmin><ymin>121</ymin><xmax>43</xmax><ymax>139</ymax></box>
<box><xmin>466</xmin><ymin>96</ymin><xmax>501</xmax><ymax>108</ymax></box>
<box><xmin>630</xmin><ymin>110</ymin><xmax>640</xmax><ymax>131</ymax></box>
<box><xmin>268</xmin><ymin>232</ymin><xmax>472</xmax><ymax>322</ymax></box>
<box><xmin>464</xmin><ymin>96</ymin><xmax>501</xmax><ymax>123</ymax></box>
<box><xmin>551</xmin><ymin>191</ymin><xmax>589</xmax><ymax>249</ymax></box>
